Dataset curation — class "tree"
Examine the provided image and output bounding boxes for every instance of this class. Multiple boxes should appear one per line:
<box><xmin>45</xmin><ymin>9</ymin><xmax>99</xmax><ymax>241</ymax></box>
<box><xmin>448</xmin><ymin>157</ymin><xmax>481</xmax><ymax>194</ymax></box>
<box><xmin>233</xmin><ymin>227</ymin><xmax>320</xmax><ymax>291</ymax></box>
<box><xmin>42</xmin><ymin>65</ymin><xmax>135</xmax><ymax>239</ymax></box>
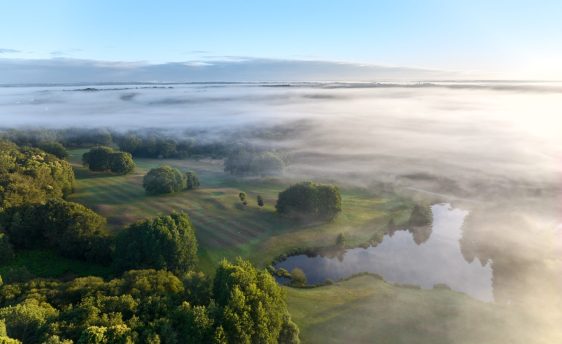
<box><xmin>276</xmin><ymin>182</ymin><xmax>342</xmax><ymax>221</ymax></box>
<box><xmin>409</xmin><ymin>204</ymin><xmax>432</xmax><ymax>226</ymax></box>
<box><xmin>114</xmin><ymin>213</ymin><xmax>198</xmax><ymax>273</ymax></box>
<box><xmin>278</xmin><ymin>316</ymin><xmax>301</xmax><ymax>344</ymax></box>
<box><xmin>82</xmin><ymin>146</ymin><xmax>114</xmax><ymax>172</ymax></box>
<box><xmin>336</xmin><ymin>233</ymin><xmax>346</xmax><ymax>248</ymax></box>
<box><xmin>0</xmin><ymin>200</ymin><xmax>109</xmax><ymax>263</ymax></box>
<box><xmin>290</xmin><ymin>268</ymin><xmax>307</xmax><ymax>287</ymax></box>
<box><xmin>0</xmin><ymin>299</ymin><xmax>58</xmax><ymax>344</ymax></box>
<box><xmin>185</xmin><ymin>171</ymin><xmax>200</xmax><ymax>190</ymax></box>
<box><xmin>38</xmin><ymin>141</ymin><xmax>68</xmax><ymax>159</ymax></box>
<box><xmin>142</xmin><ymin>165</ymin><xmax>186</xmax><ymax>195</ymax></box>
<box><xmin>224</xmin><ymin>149</ymin><xmax>285</xmax><ymax>177</ymax></box>
<box><xmin>108</xmin><ymin>152</ymin><xmax>135</xmax><ymax>175</ymax></box>
<box><xmin>82</xmin><ymin>147</ymin><xmax>135</xmax><ymax>174</ymax></box>
<box><xmin>213</xmin><ymin>258</ymin><xmax>296</xmax><ymax>344</ymax></box>
<box><xmin>257</xmin><ymin>195</ymin><xmax>264</xmax><ymax>208</ymax></box>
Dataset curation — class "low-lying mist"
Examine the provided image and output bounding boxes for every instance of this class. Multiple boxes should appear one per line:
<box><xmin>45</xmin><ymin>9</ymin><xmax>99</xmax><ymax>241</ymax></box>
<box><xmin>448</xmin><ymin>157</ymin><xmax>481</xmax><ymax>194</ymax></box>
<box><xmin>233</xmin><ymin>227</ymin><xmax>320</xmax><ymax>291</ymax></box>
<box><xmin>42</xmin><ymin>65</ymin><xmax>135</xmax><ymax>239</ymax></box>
<box><xmin>1</xmin><ymin>81</ymin><xmax>561</xmax><ymax>341</ymax></box>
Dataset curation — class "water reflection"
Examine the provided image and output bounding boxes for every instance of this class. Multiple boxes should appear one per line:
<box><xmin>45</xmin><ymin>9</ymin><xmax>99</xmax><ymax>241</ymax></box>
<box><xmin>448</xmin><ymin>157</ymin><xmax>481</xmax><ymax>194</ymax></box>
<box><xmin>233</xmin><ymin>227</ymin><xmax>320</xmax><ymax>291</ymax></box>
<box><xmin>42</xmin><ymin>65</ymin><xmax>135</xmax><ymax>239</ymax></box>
<box><xmin>275</xmin><ymin>204</ymin><xmax>494</xmax><ymax>302</ymax></box>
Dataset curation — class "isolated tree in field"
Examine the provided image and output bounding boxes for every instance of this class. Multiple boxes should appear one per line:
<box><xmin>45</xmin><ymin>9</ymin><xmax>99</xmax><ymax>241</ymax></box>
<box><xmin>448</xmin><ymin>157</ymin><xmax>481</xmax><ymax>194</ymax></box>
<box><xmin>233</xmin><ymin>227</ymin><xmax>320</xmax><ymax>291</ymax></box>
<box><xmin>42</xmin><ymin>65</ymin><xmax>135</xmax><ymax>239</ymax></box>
<box><xmin>82</xmin><ymin>146</ymin><xmax>135</xmax><ymax>174</ymax></box>
<box><xmin>276</xmin><ymin>182</ymin><xmax>342</xmax><ymax>221</ymax></box>
<box><xmin>185</xmin><ymin>171</ymin><xmax>200</xmax><ymax>190</ymax></box>
<box><xmin>114</xmin><ymin>212</ymin><xmax>198</xmax><ymax>273</ymax></box>
<box><xmin>213</xmin><ymin>258</ymin><xmax>299</xmax><ymax>343</ymax></box>
<box><xmin>143</xmin><ymin>165</ymin><xmax>186</xmax><ymax>195</ymax></box>
<box><xmin>257</xmin><ymin>194</ymin><xmax>264</xmax><ymax>208</ymax></box>
<box><xmin>108</xmin><ymin>151</ymin><xmax>135</xmax><ymax>175</ymax></box>
<box><xmin>238</xmin><ymin>192</ymin><xmax>247</xmax><ymax>206</ymax></box>
<box><xmin>336</xmin><ymin>233</ymin><xmax>346</xmax><ymax>248</ymax></box>
<box><xmin>290</xmin><ymin>268</ymin><xmax>307</xmax><ymax>287</ymax></box>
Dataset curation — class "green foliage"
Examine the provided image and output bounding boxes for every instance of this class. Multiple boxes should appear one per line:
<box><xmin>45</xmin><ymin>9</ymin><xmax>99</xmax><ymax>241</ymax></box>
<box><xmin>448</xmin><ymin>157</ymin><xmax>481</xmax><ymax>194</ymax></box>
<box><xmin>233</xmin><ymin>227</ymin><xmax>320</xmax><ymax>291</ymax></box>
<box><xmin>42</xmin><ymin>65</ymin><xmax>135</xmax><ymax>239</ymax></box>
<box><xmin>213</xmin><ymin>258</ymin><xmax>291</xmax><ymax>344</ymax></box>
<box><xmin>82</xmin><ymin>147</ymin><xmax>135</xmax><ymax>174</ymax></box>
<box><xmin>185</xmin><ymin>171</ymin><xmax>200</xmax><ymax>190</ymax></box>
<box><xmin>0</xmin><ymin>200</ymin><xmax>110</xmax><ymax>263</ymax></box>
<box><xmin>0</xmin><ymin>140</ymin><xmax>74</xmax><ymax>211</ymax></box>
<box><xmin>238</xmin><ymin>192</ymin><xmax>246</xmax><ymax>203</ymax></box>
<box><xmin>77</xmin><ymin>325</ymin><xmax>134</xmax><ymax>344</ymax></box>
<box><xmin>257</xmin><ymin>194</ymin><xmax>264</xmax><ymax>207</ymax></box>
<box><xmin>37</xmin><ymin>142</ymin><xmax>68</xmax><ymax>159</ymax></box>
<box><xmin>0</xmin><ymin>233</ymin><xmax>14</xmax><ymax>263</ymax></box>
<box><xmin>276</xmin><ymin>182</ymin><xmax>342</xmax><ymax>221</ymax></box>
<box><xmin>290</xmin><ymin>268</ymin><xmax>307</xmax><ymax>287</ymax></box>
<box><xmin>225</xmin><ymin>149</ymin><xmax>285</xmax><ymax>176</ymax></box>
<box><xmin>0</xmin><ymin>298</ymin><xmax>58</xmax><ymax>343</ymax></box>
<box><xmin>114</xmin><ymin>213</ymin><xmax>197</xmax><ymax>273</ymax></box>
<box><xmin>278</xmin><ymin>316</ymin><xmax>300</xmax><ymax>344</ymax></box>
<box><xmin>142</xmin><ymin>165</ymin><xmax>186</xmax><ymax>195</ymax></box>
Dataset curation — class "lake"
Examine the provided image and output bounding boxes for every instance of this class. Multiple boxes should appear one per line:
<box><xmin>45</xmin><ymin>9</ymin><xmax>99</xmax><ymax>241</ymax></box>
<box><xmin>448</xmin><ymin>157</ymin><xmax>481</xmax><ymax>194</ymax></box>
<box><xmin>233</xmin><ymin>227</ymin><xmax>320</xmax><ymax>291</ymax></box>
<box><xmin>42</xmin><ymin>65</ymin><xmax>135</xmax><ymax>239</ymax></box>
<box><xmin>274</xmin><ymin>204</ymin><xmax>494</xmax><ymax>302</ymax></box>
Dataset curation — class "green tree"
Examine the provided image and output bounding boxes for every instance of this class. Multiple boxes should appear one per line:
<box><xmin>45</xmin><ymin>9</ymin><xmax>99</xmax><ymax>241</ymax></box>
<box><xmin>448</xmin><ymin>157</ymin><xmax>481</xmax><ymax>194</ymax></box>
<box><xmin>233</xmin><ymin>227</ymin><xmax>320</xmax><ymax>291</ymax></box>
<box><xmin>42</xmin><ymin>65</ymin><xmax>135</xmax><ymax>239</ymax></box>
<box><xmin>114</xmin><ymin>213</ymin><xmax>197</xmax><ymax>273</ymax></box>
<box><xmin>38</xmin><ymin>141</ymin><xmax>68</xmax><ymax>159</ymax></box>
<box><xmin>278</xmin><ymin>316</ymin><xmax>301</xmax><ymax>344</ymax></box>
<box><xmin>290</xmin><ymin>268</ymin><xmax>307</xmax><ymax>287</ymax></box>
<box><xmin>82</xmin><ymin>146</ymin><xmax>114</xmax><ymax>172</ymax></box>
<box><xmin>0</xmin><ymin>299</ymin><xmax>58</xmax><ymax>344</ymax></box>
<box><xmin>142</xmin><ymin>165</ymin><xmax>187</xmax><ymax>195</ymax></box>
<box><xmin>109</xmin><ymin>152</ymin><xmax>135</xmax><ymax>174</ymax></box>
<box><xmin>213</xmin><ymin>258</ymin><xmax>293</xmax><ymax>344</ymax></box>
<box><xmin>276</xmin><ymin>182</ymin><xmax>341</xmax><ymax>221</ymax></box>
<box><xmin>257</xmin><ymin>195</ymin><xmax>264</xmax><ymax>208</ymax></box>
<box><xmin>185</xmin><ymin>171</ymin><xmax>200</xmax><ymax>190</ymax></box>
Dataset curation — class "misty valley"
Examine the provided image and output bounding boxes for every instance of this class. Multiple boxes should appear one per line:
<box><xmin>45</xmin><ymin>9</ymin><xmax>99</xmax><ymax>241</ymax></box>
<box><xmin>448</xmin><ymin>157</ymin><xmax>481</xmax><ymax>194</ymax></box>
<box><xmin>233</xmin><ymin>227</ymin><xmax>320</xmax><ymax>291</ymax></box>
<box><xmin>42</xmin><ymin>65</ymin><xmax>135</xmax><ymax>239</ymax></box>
<box><xmin>0</xmin><ymin>82</ymin><xmax>560</xmax><ymax>343</ymax></box>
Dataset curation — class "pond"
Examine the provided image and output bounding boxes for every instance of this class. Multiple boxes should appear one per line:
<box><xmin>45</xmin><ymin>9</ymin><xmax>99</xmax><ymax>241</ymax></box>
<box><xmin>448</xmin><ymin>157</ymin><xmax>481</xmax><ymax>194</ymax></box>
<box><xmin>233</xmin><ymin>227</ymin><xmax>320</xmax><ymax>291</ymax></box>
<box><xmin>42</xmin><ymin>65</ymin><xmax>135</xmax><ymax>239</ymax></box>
<box><xmin>274</xmin><ymin>204</ymin><xmax>494</xmax><ymax>302</ymax></box>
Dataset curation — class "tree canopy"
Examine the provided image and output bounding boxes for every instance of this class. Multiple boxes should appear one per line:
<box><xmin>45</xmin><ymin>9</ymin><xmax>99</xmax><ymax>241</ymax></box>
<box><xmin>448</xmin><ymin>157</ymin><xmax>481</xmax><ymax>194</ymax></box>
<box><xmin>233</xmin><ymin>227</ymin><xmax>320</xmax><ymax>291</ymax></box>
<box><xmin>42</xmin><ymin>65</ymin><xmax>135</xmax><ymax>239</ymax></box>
<box><xmin>142</xmin><ymin>166</ymin><xmax>199</xmax><ymax>195</ymax></box>
<box><xmin>276</xmin><ymin>182</ymin><xmax>342</xmax><ymax>221</ymax></box>
<box><xmin>0</xmin><ymin>140</ymin><xmax>74</xmax><ymax>211</ymax></box>
<box><xmin>114</xmin><ymin>213</ymin><xmax>198</xmax><ymax>273</ymax></box>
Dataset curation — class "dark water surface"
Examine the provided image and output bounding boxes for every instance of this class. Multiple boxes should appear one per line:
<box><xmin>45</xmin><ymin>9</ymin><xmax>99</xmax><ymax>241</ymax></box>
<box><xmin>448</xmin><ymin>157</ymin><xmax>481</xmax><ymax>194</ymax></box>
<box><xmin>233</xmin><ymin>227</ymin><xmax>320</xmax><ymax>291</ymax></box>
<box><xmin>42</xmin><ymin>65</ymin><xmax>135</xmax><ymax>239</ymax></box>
<box><xmin>275</xmin><ymin>204</ymin><xmax>494</xmax><ymax>302</ymax></box>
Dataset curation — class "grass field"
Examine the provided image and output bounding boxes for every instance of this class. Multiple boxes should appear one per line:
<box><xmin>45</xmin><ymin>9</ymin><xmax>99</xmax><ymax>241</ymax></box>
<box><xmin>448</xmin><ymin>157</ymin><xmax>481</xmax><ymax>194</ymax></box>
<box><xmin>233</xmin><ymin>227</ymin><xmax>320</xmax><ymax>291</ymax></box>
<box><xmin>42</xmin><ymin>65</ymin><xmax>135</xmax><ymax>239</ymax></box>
<box><xmin>285</xmin><ymin>275</ymin><xmax>535</xmax><ymax>344</ymax></box>
<box><xmin>67</xmin><ymin>149</ymin><xmax>414</xmax><ymax>272</ymax></box>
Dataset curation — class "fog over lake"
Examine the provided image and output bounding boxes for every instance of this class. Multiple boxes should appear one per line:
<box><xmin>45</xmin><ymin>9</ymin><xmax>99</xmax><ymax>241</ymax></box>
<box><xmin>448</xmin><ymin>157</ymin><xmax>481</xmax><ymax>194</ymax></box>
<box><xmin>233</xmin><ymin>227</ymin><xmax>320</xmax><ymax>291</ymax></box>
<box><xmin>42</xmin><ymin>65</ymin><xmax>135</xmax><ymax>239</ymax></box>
<box><xmin>1</xmin><ymin>82</ymin><xmax>561</xmax><ymax>329</ymax></box>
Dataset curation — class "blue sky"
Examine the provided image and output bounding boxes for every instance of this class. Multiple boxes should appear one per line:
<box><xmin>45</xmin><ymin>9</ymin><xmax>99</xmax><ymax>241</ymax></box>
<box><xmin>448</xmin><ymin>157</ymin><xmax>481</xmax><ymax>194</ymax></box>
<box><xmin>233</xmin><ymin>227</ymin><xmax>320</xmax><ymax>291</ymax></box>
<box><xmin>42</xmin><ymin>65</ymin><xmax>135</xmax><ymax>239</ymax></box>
<box><xmin>1</xmin><ymin>0</ymin><xmax>561</xmax><ymax>80</ymax></box>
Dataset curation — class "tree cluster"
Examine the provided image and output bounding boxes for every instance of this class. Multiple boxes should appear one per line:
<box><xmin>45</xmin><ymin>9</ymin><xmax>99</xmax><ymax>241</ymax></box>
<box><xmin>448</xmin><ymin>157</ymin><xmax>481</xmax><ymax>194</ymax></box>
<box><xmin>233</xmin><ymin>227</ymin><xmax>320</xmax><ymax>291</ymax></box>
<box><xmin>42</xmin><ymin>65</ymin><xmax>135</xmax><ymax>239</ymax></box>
<box><xmin>82</xmin><ymin>147</ymin><xmax>135</xmax><ymax>175</ymax></box>
<box><xmin>142</xmin><ymin>166</ymin><xmax>199</xmax><ymax>195</ymax></box>
<box><xmin>0</xmin><ymin>259</ymin><xmax>300</xmax><ymax>344</ymax></box>
<box><xmin>0</xmin><ymin>199</ymin><xmax>111</xmax><ymax>264</ymax></box>
<box><xmin>276</xmin><ymin>182</ymin><xmax>342</xmax><ymax>221</ymax></box>
<box><xmin>224</xmin><ymin>149</ymin><xmax>285</xmax><ymax>177</ymax></box>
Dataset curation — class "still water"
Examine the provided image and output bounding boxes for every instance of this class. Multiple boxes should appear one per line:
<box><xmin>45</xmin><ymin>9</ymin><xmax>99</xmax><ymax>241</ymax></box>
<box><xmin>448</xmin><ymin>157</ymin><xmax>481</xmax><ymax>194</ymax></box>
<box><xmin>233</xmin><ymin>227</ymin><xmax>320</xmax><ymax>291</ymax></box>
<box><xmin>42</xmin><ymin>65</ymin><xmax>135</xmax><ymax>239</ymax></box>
<box><xmin>275</xmin><ymin>204</ymin><xmax>494</xmax><ymax>302</ymax></box>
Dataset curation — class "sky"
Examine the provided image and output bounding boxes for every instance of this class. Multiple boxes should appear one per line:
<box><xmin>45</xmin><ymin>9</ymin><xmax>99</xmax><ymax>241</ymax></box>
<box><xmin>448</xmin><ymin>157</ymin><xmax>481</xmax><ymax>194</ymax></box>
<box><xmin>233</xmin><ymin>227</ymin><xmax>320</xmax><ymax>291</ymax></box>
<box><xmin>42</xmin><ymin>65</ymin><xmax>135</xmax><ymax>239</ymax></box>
<box><xmin>1</xmin><ymin>0</ymin><xmax>562</xmax><ymax>81</ymax></box>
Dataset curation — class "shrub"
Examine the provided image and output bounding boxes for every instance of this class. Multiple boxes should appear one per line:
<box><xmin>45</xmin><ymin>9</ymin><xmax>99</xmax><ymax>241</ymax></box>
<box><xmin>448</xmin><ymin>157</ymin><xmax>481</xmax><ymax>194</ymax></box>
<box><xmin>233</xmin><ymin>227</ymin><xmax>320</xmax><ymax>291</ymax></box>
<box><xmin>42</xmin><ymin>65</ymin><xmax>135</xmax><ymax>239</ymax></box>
<box><xmin>38</xmin><ymin>142</ymin><xmax>68</xmax><ymax>159</ymax></box>
<box><xmin>108</xmin><ymin>152</ymin><xmax>135</xmax><ymax>175</ymax></box>
<box><xmin>290</xmin><ymin>268</ymin><xmax>307</xmax><ymax>287</ymax></box>
<box><xmin>82</xmin><ymin>147</ymin><xmax>135</xmax><ymax>174</ymax></box>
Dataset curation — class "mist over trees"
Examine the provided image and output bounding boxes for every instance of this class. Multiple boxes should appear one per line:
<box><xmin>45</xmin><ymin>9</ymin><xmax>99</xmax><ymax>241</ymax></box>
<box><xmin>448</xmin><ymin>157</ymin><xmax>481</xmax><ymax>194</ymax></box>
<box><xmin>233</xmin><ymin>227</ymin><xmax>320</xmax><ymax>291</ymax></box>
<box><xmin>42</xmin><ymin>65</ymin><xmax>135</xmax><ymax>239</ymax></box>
<box><xmin>276</xmin><ymin>182</ymin><xmax>342</xmax><ymax>221</ymax></box>
<box><xmin>224</xmin><ymin>149</ymin><xmax>285</xmax><ymax>177</ymax></box>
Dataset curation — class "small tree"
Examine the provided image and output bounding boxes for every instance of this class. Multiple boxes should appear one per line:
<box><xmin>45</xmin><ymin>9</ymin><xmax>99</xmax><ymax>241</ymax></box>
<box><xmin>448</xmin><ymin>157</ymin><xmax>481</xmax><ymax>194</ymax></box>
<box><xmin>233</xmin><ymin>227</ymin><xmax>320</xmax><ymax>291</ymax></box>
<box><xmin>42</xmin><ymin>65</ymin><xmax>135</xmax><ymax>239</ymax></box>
<box><xmin>257</xmin><ymin>195</ymin><xmax>264</xmax><ymax>208</ymax></box>
<box><xmin>336</xmin><ymin>233</ymin><xmax>346</xmax><ymax>248</ymax></box>
<box><xmin>109</xmin><ymin>152</ymin><xmax>135</xmax><ymax>174</ymax></box>
<box><xmin>238</xmin><ymin>192</ymin><xmax>247</xmax><ymax>205</ymax></box>
<box><xmin>185</xmin><ymin>171</ymin><xmax>200</xmax><ymax>190</ymax></box>
<box><xmin>290</xmin><ymin>268</ymin><xmax>307</xmax><ymax>287</ymax></box>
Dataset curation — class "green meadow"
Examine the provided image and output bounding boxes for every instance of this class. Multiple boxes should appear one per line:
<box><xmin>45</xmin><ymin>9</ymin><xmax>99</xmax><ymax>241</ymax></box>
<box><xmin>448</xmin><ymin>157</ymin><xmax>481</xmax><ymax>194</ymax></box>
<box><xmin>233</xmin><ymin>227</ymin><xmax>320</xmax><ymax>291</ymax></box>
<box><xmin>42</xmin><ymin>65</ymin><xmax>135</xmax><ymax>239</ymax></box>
<box><xmin>66</xmin><ymin>149</ymin><xmax>414</xmax><ymax>272</ymax></box>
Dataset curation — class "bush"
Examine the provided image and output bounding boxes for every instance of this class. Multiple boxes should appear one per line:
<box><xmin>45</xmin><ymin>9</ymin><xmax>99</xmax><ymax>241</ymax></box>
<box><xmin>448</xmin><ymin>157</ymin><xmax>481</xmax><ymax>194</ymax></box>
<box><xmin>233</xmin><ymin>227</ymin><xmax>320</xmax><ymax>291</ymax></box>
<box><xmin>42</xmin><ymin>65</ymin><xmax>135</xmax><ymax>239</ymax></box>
<box><xmin>224</xmin><ymin>150</ymin><xmax>285</xmax><ymax>176</ymax></box>
<box><xmin>142</xmin><ymin>165</ymin><xmax>186</xmax><ymax>195</ymax></box>
<box><xmin>114</xmin><ymin>213</ymin><xmax>198</xmax><ymax>273</ymax></box>
<box><xmin>290</xmin><ymin>268</ymin><xmax>307</xmax><ymax>286</ymax></box>
<box><xmin>276</xmin><ymin>182</ymin><xmax>342</xmax><ymax>221</ymax></box>
<box><xmin>82</xmin><ymin>147</ymin><xmax>135</xmax><ymax>174</ymax></box>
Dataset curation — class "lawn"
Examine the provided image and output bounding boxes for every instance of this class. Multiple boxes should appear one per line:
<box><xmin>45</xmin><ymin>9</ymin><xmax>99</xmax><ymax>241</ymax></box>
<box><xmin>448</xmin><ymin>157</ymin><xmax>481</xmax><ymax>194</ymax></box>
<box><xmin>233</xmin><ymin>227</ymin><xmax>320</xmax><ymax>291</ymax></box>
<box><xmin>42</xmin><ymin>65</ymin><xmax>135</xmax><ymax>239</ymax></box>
<box><xmin>67</xmin><ymin>149</ymin><xmax>414</xmax><ymax>272</ymax></box>
<box><xmin>285</xmin><ymin>275</ymin><xmax>535</xmax><ymax>344</ymax></box>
